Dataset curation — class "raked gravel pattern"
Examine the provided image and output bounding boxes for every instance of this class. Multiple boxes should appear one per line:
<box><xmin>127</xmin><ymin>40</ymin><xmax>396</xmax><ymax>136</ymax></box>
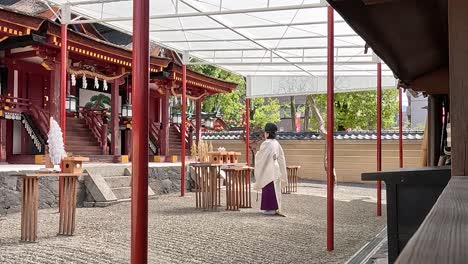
<box><xmin>0</xmin><ymin>182</ymin><xmax>386</xmax><ymax>264</ymax></box>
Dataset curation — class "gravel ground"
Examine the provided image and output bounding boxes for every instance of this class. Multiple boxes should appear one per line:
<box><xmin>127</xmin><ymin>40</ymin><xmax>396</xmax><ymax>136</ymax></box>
<box><xmin>0</xmin><ymin>181</ymin><xmax>386</xmax><ymax>264</ymax></box>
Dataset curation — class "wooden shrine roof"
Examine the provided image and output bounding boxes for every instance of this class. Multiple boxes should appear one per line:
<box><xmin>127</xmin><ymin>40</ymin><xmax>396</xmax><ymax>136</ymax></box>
<box><xmin>328</xmin><ymin>0</ymin><xmax>448</xmax><ymax>94</ymax></box>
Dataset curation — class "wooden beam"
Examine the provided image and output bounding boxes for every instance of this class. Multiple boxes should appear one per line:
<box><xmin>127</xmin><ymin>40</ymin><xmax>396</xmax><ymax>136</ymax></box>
<box><xmin>10</xmin><ymin>50</ymin><xmax>39</xmax><ymax>59</ymax></box>
<box><xmin>449</xmin><ymin>0</ymin><xmax>468</xmax><ymax>176</ymax></box>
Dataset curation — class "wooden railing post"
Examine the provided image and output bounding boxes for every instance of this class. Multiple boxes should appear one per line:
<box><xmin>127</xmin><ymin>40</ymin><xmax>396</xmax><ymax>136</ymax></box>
<box><xmin>102</xmin><ymin>123</ymin><xmax>108</xmax><ymax>155</ymax></box>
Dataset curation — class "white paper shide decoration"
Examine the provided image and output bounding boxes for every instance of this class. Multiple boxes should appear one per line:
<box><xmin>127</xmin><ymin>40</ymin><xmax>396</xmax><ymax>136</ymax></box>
<box><xmin>103</xmin><ymin>80</ymin><xmax>108</xmax><ymax>91</ymax></box>
<box><xmin>82</xmin><ymin>74</ymin><xmax>88</xmax><ymax>89</ymax></box>
<box><xmin>94</xmin><ymin>77</ymin><xmax>99</xmax><ymax>89</ymax></box>
<box><xmin>71</xmin><ymin>74</ymin><xmax>76</xmax><ymax>86</ymax></box>
<box><xmin>47</xmin><ymin>117</ymin><xmax>67</xmax><ymax>165</ymax></box>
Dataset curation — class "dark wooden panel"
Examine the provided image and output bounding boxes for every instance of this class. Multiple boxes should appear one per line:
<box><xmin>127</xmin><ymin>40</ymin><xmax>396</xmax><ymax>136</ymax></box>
<box><xmin>396</xmin><ymin>176</ymin><xmax>468</xmax><ymax>263</ymax></box>
<box><xmin>449</xmin><ymin>0</ymin><xmax>468</xmax><ymax>176</ymax></box>
<box><xmin>362</xmin><ymin>166</ymin><xmax>450</xmax><ymax>182</ymax></box>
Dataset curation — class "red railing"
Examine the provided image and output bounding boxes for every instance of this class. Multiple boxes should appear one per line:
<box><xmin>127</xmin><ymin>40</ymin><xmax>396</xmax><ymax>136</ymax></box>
<box><xmin>150</xmin><ymin>121</ymin><xmax>160</xmax><ymax>145</ymax></box>
<box><xmin>80</xmin><ymin>107</ymin><xmax>108</xmax><ymax>155</ymax></box>
<box><xmin>173</xmin><ymin>120</ymin><xmax>194</xmax><ymax>149</ymax></box>
<box><xmin>0</xmin><ymin>95</ymin><xmax>50</xmax><ymax>137</ymax></box>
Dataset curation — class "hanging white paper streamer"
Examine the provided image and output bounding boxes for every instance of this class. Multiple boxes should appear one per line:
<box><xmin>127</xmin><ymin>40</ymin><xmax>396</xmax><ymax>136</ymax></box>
<box><xmin>71</xmin><ymin>74</ymin><xmax>76</xmax><ymax>86</ymax></box>
<box><xmin>94</xmin><ymin>77</ymin><xmax>99</xmax><ymax>89</ymax></box>
<box><xmin>103</xmin><ymin>80</ymin><xmax>108</xmax><ymax>91</ymax></box>
<box><xmin>82</xmin><ymin>74</ymin><xmax>87</xmax><ymax>89</ymax></box>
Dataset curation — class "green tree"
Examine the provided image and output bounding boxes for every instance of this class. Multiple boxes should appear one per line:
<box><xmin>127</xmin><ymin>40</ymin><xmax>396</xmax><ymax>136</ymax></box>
<box><xmin>85</xmin><ymin>93</ymin><xmax>111</xmax><ymax>109</ymax></box>
<box><xmin>189</xmin><ymin>64</ymin><xmax>281</xmax><ymax>128</ymax></box>
<box><xmin>305</xmin><ymin>89</ymin><xmax>399</xmax><ymax>131</ymax></box>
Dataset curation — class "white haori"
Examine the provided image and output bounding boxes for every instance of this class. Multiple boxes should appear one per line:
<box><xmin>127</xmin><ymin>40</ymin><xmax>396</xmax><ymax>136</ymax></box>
<box><xmin>254</xmin><ymin>139</ymin><xmax>288</xmax><ymax>213</ymax></box>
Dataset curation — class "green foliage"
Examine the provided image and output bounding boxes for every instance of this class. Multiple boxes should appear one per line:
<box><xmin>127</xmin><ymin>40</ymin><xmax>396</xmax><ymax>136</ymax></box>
<box><xmin>250</xmin><ymin>98</ymin><xmax>281</xmax><ymax>129</ymax></box>
<box><xmin>189</xmin><ymin>64</ymin><xmax>281</xmax><ymax>128</ymax></box>
<box><xmin>307</xmin><ymin>89</ymin><xmax>399</xmax><ymax>131</ymax></box>
<box><xmin>85</xmin><ymin>93</ymin><xmax>111</xmax><ymax>109</ymax></box>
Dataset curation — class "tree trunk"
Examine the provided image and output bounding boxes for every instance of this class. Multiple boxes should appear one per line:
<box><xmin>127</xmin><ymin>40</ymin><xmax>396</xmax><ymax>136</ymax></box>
<box><xmin>289</xmin><ymin>96</ymin><xmax>296</xmax><ymax>131</ymax></box>
<box><xmin>304</xmin><ymin>104</ymin><xmax>310</xmax><ymax>131</ymax></box>
<box><xmin>306</xmin><ymin>95</ymin><xmax>337</xmax><ymax>183</ymax></box>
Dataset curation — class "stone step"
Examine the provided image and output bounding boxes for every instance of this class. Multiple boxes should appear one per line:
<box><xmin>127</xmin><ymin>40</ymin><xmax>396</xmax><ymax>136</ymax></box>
<box><xmin>67</xmin><ymin>140</ymin><xmax>100</xmax><ymax>146</ymax></box>
<box><xmin>104</xmin><ymin>175</ymin><xmax>131</xmax><ymax>188</ymax></box>
<box><xmin>112</xmin><ymin>187</ymin><xmax>131</xmax><ymax>200</ymax></box>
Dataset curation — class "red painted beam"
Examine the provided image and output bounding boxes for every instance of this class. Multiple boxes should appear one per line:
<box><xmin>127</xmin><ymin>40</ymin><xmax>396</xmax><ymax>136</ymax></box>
<box><xmin>399</xmin><ymin>88</ymin><xmax>403</xmax><ymax>168</ymax></box>
<box><xmin>195</xmin><ymin>100</ymin><xmax>202</xmax><ymax>144</ymax></box>
<box><xmin>181</xmin><ymin>63</ymin><xmax>187</xmax><ymax>197</ymax></box>
<box><xmin>376</xmin><ymin>62</ymin><xmax>382</xmax><ymax>217</ymax></box>
<box><xmin>326</xmin><ymin>5</ymin><xmax>335</xmax><ymax>252</ymax></box>
<box><xmin>131</xmin><ymin>0</ymin><xmax>149</xmax><ymax>261</ymax></box>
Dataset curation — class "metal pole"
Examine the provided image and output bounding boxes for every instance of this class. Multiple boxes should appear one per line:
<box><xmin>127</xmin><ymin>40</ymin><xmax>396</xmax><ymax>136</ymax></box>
<box><xmin>181</xmin><ymin>57</ymin><xmax>187</xmax><ymax>197</ymax></box>
<box><xmin>245</xmin><ymin>98</ymin><xmax>251</xmax><ymax>166</ymax></box>
<box><xmin>326</xmin><ymin>5</ymin><xmax>334</xmax><ymax>252</ymax></box>
<box><xmin>131</xmin><ymin>0</ymin><xmax>149</xmax><ymax>260</ymax></box>
<box><xmin>399</xmin><ymin>88</ymin><xmax>403</xmax><ymax>168</ymax></box>
<box><xmin>377</xmin><ymin>62</ymin><xmax>382</xmax><ymax>217</ymax></box>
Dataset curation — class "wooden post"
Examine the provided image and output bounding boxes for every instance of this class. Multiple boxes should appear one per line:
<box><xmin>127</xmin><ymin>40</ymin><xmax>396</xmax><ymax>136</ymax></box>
<box><xmin>131</xmin><ymin>0</ymin><xmax>150</xmax><ymax>260</ymax></box>
<box><xmin>196</xmin><ymin>100</ymin><xmax>202</xmax><ymax>145</ymax></box>
<box><xmin>160</xmin><ymin>94</ymin><xmax>169</xmax><ymax>156</ymax></box>
<box><xmin>427</xmin><ymin>95</ymin><xmax>442</xmax><ymax>167</ymax></box>
<box><xmin>449</xmin><ymin>0</ymin><xmax>468</xmax><ymax>176</ymax></box>
<box><xmin>326</xmin><ymin>5</ymin><xmax>335</xmax><ymax>252</ymax></box>
<box><xmin>111</xmin><ymin>80</ymin><xmax>120</xmax><ymax>155</ymax></box>
<box><xmin>377</xmin><ymin>62</ymin><xmax>382</xmax><ymax>217</ymax></box>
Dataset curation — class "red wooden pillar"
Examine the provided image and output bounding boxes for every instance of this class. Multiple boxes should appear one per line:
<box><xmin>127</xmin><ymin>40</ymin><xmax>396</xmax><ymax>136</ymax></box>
<box><xmin>326</xmin><ymin>5</ymin><xmax>335</xmax><ymax>252</ymax></box>
<box><xmin>399</xmin><ymin>88</ymin><xmax>403</xmax><ymax>168</ymax></box>
<box><xmin>0</xmin><ymin>119</ymin><xmax>6</xmax><ymax>162</ymax></box>
<box><xmin>5</xmin><ymin>59</ymin><xmax>14</xmax><ymax>161</ymax></box>
<box><xmin>195</xmin><ymin>100</ymin><xmax>202</xmax><ymax>144</ymax></box>
<box><xmin>131</xmin><ymin>0</ymin><xmax>149</xmax><ymax>260</ymax></box>
<box><xmin>245</xmin><ymin>98</ymin><xmax>251</xmax><ymax>166</ymax></box>
<box><xmin>181</xmin><ymin>55</ymin><xmax>188</xmax><ymax>197</ymax></box>
<box><xmin>111</xmin><ymin>79</ymin><xmax>120</xmax><ymax>155</ymax></box>
<box><xmin>376</xmin><ymin>62</ymin><xmax>382</xmax><ymax>217</ymax></box>
<box><xmin>60</xmin><ymin>24</ymin><xmax>67</xmax><ymax>144</ymax></box>
<box><xmin>160</xmin><ymin>94</ymin><xmax>169</xmax><ymax>156</ymax></box>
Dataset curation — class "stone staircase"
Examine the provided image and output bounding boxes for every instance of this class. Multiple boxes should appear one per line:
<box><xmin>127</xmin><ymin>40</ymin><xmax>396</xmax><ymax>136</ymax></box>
<box><xmin>66</xmin><ymin>117</ymin><xmax>114</xmax><ymax>163</ymax></box>
<box><xmin>83</xmin><ymin>165</ymin><xmax>155</xmax><ymax>206</ymax></box>
<box><xmin>168</xmin><ymin>125</ymin><xmax>189</xmax><ymax>156</ymax></box>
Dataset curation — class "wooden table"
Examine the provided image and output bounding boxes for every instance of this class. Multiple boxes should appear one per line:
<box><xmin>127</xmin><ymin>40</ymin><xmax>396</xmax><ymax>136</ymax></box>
<box><xmin>283</xmin><ymin>166</ymin><xmax>300</xmax><ymax>194</ymax></box>
<box><xmin>12</xmin><ymin>172</ymin><xmax>82</xmax><ymax>242</ymax></box>
<box><xmin>223</xmin><ymin>166</ymin><xmax>253</xmax><ymax>211</ymax></box>
<box><xmin>191</xmin><ymin>163</ymin><xmax>221</xmax><ymax>210</ymax></box>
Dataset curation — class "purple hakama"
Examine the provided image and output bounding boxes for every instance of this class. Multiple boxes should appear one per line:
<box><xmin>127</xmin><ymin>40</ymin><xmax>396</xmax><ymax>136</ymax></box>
<box><xmin>261</xmin><ymin>181</ymin><xmax>278</xmax><ymax>210</ymax></box>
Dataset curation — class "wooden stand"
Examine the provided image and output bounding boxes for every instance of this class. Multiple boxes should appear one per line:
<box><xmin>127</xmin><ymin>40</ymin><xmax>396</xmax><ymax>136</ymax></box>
<box><xmin>191</xmin><ymin>163</ymin><xmax>221</xmax><ymax>210</ymax></box>
<box><xmin>283</xmin><ymin>166</ymin><xmax>300</xmax><ymax>194</ymax></box>
<box><xmin>223</xmin><ymin>166</ymin><xmax>252</xmax><ymax>210</ymax></box>
<box><xmin>58</xmin><ymin>175</ymin><xmax>78</xmax><ymax>236</ymax></box>
<box><xmin>13</xmin><ymin>173</ymin><xmax>82</xmax><ymax>242</ymax></box>
<box><xmin>209</xmin><ymin>151</ymin><xmax>242</xmax><ymax>164</ymax></box>
<box><xmin>62</xmin><ymin>157</ymin><xmax>89</xmax><ymax>174</ymax></box>
<box><xmin>21</xmin><ymin>176</ymin><xmax>39</xmax><ymax>242</ymax></box>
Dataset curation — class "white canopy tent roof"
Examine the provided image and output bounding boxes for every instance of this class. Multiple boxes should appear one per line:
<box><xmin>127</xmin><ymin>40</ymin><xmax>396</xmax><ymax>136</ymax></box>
<box><xmin>49</xmin><ymin>0</ymin><xmax>396</xmax><ymax>97</ymax></box>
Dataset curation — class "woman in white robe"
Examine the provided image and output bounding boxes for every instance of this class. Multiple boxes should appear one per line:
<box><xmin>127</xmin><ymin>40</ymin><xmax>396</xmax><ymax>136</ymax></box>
<box><xmin>254</xmin><ymin>123</ymin><xmax>288</xmax><ymax>216</ymax></box>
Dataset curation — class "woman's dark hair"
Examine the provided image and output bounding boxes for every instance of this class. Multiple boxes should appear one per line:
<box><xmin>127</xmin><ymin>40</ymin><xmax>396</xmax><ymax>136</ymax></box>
<box><xmin>264</xmin><ymin>123</ymin><xmax>278</xmax><ymax>139</ymax></box>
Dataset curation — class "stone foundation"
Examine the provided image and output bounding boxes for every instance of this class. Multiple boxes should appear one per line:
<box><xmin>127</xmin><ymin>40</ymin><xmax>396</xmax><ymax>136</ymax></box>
<box><xmin>0</xmin><ymin>165</ymin><xmax>190</xmax><ymax>216</ymax></box>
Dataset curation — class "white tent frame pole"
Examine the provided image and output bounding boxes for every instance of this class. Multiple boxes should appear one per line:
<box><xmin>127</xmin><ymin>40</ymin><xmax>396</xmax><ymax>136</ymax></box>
<box><xmin>187</xmin><ymin>61</ymin><xmax>382</xmax><ymax>66</ymax></box>
<box><xmin>67</xmin><ymin>2</ymin><xmax>327</xmax><ymax>24</ymax></box>
<box><xmin>178</xmin><ymin>0</ymin><xmax>315</xmax><ymax>76</ymax></box>
<box><xmin>195</xmin><ymin>54</ymin><xmax>373</xmax><ymax>60</ymax></box>
<box><xmin>149</xmin><ymin>21</ymin><xmax>346</xmax><ymax>32</ymax></box>
<box><xmin>162</xmin><ymin>34</ymin><xmax>358</xmax><ymax>43</ymax></box>
<box><xmin>185</xmin><ymin>45</ymin><xmax>363</xmax><ymax>52</ymax></box>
